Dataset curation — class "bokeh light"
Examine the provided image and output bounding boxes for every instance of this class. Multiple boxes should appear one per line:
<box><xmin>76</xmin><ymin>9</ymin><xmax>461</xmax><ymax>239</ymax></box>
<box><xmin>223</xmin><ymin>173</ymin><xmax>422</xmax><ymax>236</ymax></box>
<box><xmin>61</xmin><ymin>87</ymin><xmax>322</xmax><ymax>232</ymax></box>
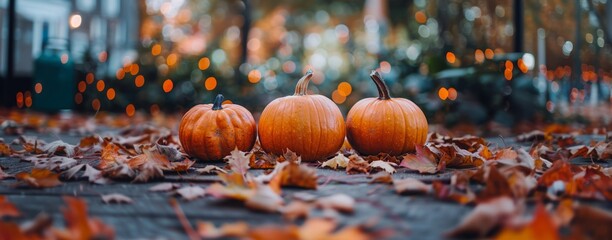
<box><xmin>163</xmin><ymin>79</ymin><xmax>174</xmax><ymax>92</ymax></box>
<box><xmin>205</xmin><ymin>77</ymin><xmax>217</xmax><ymax>91</ymax></box>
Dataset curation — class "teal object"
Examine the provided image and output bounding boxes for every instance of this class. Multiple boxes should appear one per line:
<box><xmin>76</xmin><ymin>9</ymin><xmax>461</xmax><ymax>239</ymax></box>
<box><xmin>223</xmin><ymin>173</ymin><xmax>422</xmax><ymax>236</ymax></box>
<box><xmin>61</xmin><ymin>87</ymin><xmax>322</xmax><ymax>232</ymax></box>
<box><xmin>33</xmin><ymin>38</ymin><xmax>75</xmax><ymax>112</ymax></box>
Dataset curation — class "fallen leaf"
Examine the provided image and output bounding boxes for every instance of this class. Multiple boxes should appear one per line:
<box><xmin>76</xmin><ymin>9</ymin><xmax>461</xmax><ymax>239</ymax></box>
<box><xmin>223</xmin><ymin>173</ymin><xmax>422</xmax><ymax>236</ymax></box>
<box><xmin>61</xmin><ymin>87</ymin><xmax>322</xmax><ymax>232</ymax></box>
<box><xmin>101</xmin><ymin>193</ymin><xmax>133</xmax><ymax>204</ymax></box>
<box><xmin>432</xmin><ymin>181</ymin><xmax>476</xmax><ymax>204</ymax></box>
<box><xmin>206</xmin><ymin>172</ymin><xmax>255</xmax><ymax>201</ymax></box>
<box><xmin>52</xmin><ymin>197</ymin><xmax>115</xmax><ymax>240</ymax></box>
<box><xmin>369</xmin><ymin>171</ymin><xmax>393</xmax><ymax>184</ymax></box>
<box><xmin>83</xmin><ymin>165</ymin><xmax>111</xmax><ymax>184</ymax></box>
<box><xmin>478</xmin><ymin>166</ymin><xmax>513</xmax><ymax>201</ymax></box>
<box><xmin>226</xmin><ymin>149</ymin><xmax>250</xmax><ymax>176</ymax></box>
<box><xmin>568</xmin><ymin>204</ymin><xmax>612</xmax><ymax>240</ymax></box>
<box><xmin>42</xmin><ymin>140</ymin><xmax>77</xmax><ymax>157</ymax></box>
<box><xmin>369</xmin><ymin>160</ymin><xmax>396</xmax><ymax>174</ymax></box>
<box><xmin>321</xmin><ymin>153</ymin><xmax>349</xmax><ymax>170</ymax></box>
<box><xmin>244</xmin><ymin>183</ymin><xmax>284</xmax><ymax>212</ymax></box>
<box><xmin>33</xmin><ymin>156</ymin><xmax>78</xmax><ymax>171</ymax></box>
<box><xmin>195</xmin><ymin>165</ymin><xmax>227</xmax><ymax>174</ymax></box>
<box><xmin>400</xmin><ymin>145</ymin><xmax>440</xmax><ymax>174</ymax></box>
<box><xmin>176</xmin><ymin>186</ymin><xmax>206</xmax><ymax>201</ymax></box>
<box><xmin>346</xmin><ymin>155</ymin><xmax>369</xmax><ymax>174</ymax></box>
<box><xmin>197</xmin><ymin>221</ymin><xmax>249</xmax><ymax>238</ymax></box>
<box><xmin>149</xmin><ymin>182</ymin><xmax>180</xmax><ymax>192</ymax></box>
<box><xmin>0</xmin><ymin>141</ymin><xmax>12</xmax><ymax>156</ymax></box>
<box><xmin>78</xmin><ymin>135</ymin><xmax>102</xmax><ymax>149</ymax></box>
<box><xmin>15</xmin><ymin>169</ymin><xmax>62</xmax><ymax>188</ymax></box>
<box><xmin>495</xmin><ymin>204</ymin><xmax>559</xmax><ymax>240</ymax></box>
<box><xmin>446</xmin><ymin>197</ymin><xmax>518</xmax><ymax>238</ymax></box>
<box><xmin>64</xmin><ymin>163</ymin><xmax>86</xmax><ymax>179</ymax></box>
<box><xmin>394</xmin><ymin>178</ymin><xmax>431</xmax><ymax>194</ymax></box>
<box><xmin>280</xmin><ymin>200</ymin><xmax>311</xmax><ymax>221</ymax></box>
<box><xmin>0</xmin><ymin>222</ymin><xmax>27</xmax><ymax>240</ymax></box>
<box><xmin>0</xmin><ymin>196</ymin><xmax>20</xmax><ymax>218</ymax></box>
<box><xmin>279</xmin><ymin>159</ymin><xmax>318</xmax><ymax>189</ymax></box>
<box><xmin>315</xmin><ymin>193</ymin><xmax>355</xmax><ymax>213</ymax></box>
<box><xmin>249</xmin><ymin>150</ymin><xmax>277</xmax><ymax>169</ymax></box>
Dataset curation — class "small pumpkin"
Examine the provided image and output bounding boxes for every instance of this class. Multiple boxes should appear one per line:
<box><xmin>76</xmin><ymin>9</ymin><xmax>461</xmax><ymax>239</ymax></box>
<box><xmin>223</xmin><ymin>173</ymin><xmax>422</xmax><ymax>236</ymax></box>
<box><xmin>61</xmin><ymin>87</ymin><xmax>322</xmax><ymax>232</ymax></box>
<box><xmin>179</xmin><ymin>94</ymin><xmax>257</xmax><ymax>161</ymax></box>
<box><xmin>346</xmin><ymin>70</ymin><xmax>428</xmax><ymax>156</ymax></box>
<box><xmin>258</xmin><ymin>70</ymin><xmax>346</xmax><ymax>162</ymax></box>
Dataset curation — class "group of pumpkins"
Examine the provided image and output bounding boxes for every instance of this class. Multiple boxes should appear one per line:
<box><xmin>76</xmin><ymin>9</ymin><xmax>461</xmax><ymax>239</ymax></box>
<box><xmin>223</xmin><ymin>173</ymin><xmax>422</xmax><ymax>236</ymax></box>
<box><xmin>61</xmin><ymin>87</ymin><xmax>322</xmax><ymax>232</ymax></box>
<box><xmin>179</xmin><ymin>70</ymin><xmax>429</xmax><ymax>162</ymax></box>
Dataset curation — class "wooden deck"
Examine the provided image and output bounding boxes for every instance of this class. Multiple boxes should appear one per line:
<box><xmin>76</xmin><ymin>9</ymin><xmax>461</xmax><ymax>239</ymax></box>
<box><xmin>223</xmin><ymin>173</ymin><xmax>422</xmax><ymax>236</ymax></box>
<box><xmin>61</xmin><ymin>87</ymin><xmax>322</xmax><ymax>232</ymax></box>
<box><xmin>0</xmin><ymin>131</ymin><xmax>610</xmax><ymax>239</ymax></box>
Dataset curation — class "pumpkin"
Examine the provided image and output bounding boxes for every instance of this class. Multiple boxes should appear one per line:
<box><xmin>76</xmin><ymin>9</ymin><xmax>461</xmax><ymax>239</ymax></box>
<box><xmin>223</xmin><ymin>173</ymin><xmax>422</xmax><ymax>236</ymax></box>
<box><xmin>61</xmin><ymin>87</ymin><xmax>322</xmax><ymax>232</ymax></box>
<box><xmin>258</xmin><ymin>70</ymin><xmax>346</xmax><ymax>162</ymax></box>
<box><xmin>179</xmin><ymin>94</ymin><xmax>257</xmax><ymax>161</ymax></box>
<box><xmin>346</xmin><ymin>70</ymin><xmax>428</xmax><ymax>156</ymax></box>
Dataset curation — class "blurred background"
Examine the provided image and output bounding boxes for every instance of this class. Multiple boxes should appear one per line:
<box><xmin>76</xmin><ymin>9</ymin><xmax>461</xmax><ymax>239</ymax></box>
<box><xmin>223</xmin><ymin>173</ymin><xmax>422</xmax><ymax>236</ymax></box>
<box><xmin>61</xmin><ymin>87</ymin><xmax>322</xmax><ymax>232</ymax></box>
<box><xmin>0</xmin><ymin>0</ymin><xmax>610</xmax><ymax>132</ymax></box>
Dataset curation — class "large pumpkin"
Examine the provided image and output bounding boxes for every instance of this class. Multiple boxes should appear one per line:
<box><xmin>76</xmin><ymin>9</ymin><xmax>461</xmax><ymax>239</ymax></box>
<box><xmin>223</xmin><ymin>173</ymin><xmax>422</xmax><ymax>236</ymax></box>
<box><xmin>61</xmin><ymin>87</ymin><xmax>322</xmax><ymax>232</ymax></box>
<box><xmin>346</xmin><ymin>70</ymin><xmax>428</xmax><ymax>156</ymax></box>
<box><xmin>179</xmin><ymin>94</ymin><xmax>257</xmax><ymax>161</ymax></box>
<box><xmin>258</xmin><ymin>70</ymin><xmax>346</xmax><ymax>162</ymax></box>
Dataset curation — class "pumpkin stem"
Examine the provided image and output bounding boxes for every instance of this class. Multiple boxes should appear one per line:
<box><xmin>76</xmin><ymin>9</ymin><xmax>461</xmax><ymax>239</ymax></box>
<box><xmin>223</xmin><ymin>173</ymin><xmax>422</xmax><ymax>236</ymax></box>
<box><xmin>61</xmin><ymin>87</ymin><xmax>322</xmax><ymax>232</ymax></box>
<box><xmin>370</xmin><ymin>70</ymin><xmax>391</xmax><ymax>100</ymax></box>
<box><xmin>294</xmin><ymin>69</ymin><xmax>314</xmax><ymax>96</ymax></box>
<box><xmin>212</xmin><ymin>94</ymin><xmax>224</xmax><ymax>110</ymax></box>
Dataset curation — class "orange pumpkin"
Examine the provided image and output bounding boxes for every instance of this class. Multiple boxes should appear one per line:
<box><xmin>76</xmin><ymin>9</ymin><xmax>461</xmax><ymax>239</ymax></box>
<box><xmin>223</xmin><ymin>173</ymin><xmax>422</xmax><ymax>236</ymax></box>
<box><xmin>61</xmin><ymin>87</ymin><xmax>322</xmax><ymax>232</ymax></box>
<box><xmin>258</xmin><ymin>70</ymin><xmax>346</xmax><ymax>162</ymax></box>
<box><xmin>179</xmin><ymin>94</ymin><xmax>257</xmax><ymax>161</ymax></box>
<box><xmin>346</xmin><ymin>70</ymin><xmax>428</xmax><ymax>156</ymax></box>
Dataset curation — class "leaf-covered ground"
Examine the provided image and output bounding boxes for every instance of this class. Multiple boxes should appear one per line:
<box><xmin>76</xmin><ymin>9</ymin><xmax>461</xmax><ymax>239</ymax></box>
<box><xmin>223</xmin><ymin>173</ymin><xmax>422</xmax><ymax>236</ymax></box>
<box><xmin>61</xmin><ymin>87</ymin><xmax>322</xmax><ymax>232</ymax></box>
<box><xmin>0</xmin><ymin>110</ymin><xmax>611</xmax><ymax>239</ymax></box>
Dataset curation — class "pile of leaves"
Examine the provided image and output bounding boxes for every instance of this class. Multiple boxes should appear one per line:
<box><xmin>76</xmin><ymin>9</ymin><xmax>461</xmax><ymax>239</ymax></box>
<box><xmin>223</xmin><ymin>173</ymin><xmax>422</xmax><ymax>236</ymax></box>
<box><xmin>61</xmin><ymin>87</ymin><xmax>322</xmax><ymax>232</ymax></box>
<box><xmin>1</xmin><ymin>114</ymin><xmax>611</xmax><ymax>239</ymax></box>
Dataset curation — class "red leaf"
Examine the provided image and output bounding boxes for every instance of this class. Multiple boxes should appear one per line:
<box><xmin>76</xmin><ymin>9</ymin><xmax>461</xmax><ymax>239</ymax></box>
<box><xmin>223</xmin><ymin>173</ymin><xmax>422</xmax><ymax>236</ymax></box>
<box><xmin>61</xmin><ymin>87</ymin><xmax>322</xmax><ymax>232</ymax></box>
<box><xmin>399</xmin><ymin>145</ymin><xmax>439</xmax><ymax>174</ymax></box>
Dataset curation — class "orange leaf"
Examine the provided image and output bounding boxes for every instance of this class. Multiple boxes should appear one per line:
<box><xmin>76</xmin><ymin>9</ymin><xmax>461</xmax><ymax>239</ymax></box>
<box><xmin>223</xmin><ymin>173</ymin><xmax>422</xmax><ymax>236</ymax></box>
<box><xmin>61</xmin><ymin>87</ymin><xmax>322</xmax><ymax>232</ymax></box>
<box><xmin>0</xmin><ymin>222</ymin><xmax>28</xmax><ymax>240</ymax></box>
<box><xmin>0</xmin><ymin>142</ymin><xmax>12</xmax><ymax>156</ymax></box>
<box><xmin>399</xmin><ymin>145</ymin><xmax>439</xmax><ymax>174</ymax></box>
<box><xmin>0</xmin><ymin>196</ymin><xmax>20</xmax><ymax>218</ymax></box>
<box><xmin>15</xmin><ymin>169</ymin><xmax>62</xmax><ymax>188</ymax></box>
<box><xmin>495</xmin><ymin>204</ymin><xmax>559</xmax><ymax>240</ymax></box>
<box><xmin>53</xmin><ymin>197</ymin><xmax>115</xmax><ymax>240</ymax></box>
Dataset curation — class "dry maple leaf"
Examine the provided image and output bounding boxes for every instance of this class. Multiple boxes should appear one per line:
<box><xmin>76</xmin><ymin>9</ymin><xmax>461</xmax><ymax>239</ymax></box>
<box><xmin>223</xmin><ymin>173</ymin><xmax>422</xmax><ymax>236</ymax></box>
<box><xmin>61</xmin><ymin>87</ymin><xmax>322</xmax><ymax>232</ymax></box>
<box><xmin>52</xmin><ymin>197</ymin><xmax>115</xmax><ymax>240</ymax></box>
<box><xmin>225</xmin><ymin>148</ymin><xmax>250</xmax><ymax>176</ymax></box>
<box><xmin>42</xmin><ymin>140</ymin><xmax>77</xmax><ymax>157</ymax></box>
<box><xmin>280</xmin><ymin>200</ymin><xmax>311</xmax><ymax>221</ymax></box>
<box><xmin>15</xmin><ymin>136</ymin><xmax>46</xmax><ymax>154</ymax></box>
<box><xmin>321</xmin><ymin>153</ymin><xmax>349</xmax><ymax>170</ymax></box>
<box><xmin>99</xmin><ymin>142</ymin><xmax>128</xmax><ymax>169</ymax></box>
<box><xmin>244</xmin><ymin>183</ymin><xmax>284</xmax><ymax>212</ymax></box>
<box><xmin>149</xmin><ymin>182</ymin><xmax>181</xmax><ymax>192</ymax></box>
<box><xmin>195</xmin><ymin>165</ymin><xmax>227</xmax><ymax>174</ymax></box>
<box><xmin>279</xmin><ymin>160</ymin><xmax>318</xmax><ymax>189</ymax></box>
<box><xmin>83</xmin><ymin>165</ymin><xmax>111</xmax><ymax>184</ymax></box>
<box><xmin>33</xmin><ymin>156</ymin><xmax>78</xmax><ymax>171</ymax></box>
<box><xmin>15</xmin><ymin>169</ymin><xmax>62</xmax><ymax>188</ymax></box>
<box><xmin>369</xmin><ymin>160</ymin><xmax>396</xmax><ymax>174</ymax></box>
<box><xmin>369</xmin><ymin>171</ymin><xmax>393</xmax><ymax>184</ymax></box>
<box><xmin>446</xmin><ymin>197</ymin><xmax>518</xmax><ymax>238</ymax></box>
<box><xmin>394</xmin><ymin>178</ymin><xmax>431</xmax><ymax>194</ymax></box>
<box><xmin>206</xmin><ymin>172</ymin><xmax>255</xmax><ymax>201</ymax></box>
<box><xmin>346</xmin><ymin>154</ymin><xmax>370</xmax><ymax>174</ymax></box>
<box><xmin>399</xmin><ymin>145</ymin><xmax>440</xmax><ymax>174</ymax></box>
<box><xmin>432</xmin><ymin>181</ymin><xmax>476</xmax><ymax>204</ymax></box>
<box><xmin>478</xmin><ymin>166</ymin><xmax>514</xmax><ymax>201</ymax></box>
<box><xmin>568</xmin><ymin>204</ymin><xmax>612</xmax><ymax>239</ymax></box>
<box><xmin>315</xmin><ymin>193</ymin><xmax>355</xmax><ymax>213</ymax></box>
<box><xmin>537</xmin><ymin>160</ymin><xmax>575</xmax><ymax>188</ymax></box>
<box><xmin>176</xmin><ymin>186</ymin><xmax>207</xmax><ymax>201</ymax></box>
<box><xmin>0</xmin><ymin>141</ymin><xmax>12</xmax><ymax>156</ymax></box>
<box><xmin>494</xmin><ymin>204</ymin><xmax>559</xmax><ymax>240</ymax></box>
<box><xmin>101</xmin><ymin>193</ymin><xmax>133</xmax><ymax>204</ymax></box>
<box><xmin>492</xmin><ymin>148</ymin><xmax>518</xmax><ymax>161</ymax></box>
<box><xmin>0</xmin><ymin>196</ymin><xmax>20</xmax><ymax>218</ymax></box>
<box><xmin>249</xmin><ymin>149</ymin><xmax>277</xmax><ymax>169</ymax></box>
<box><xmin>78</xmin><ymin>135</ymin><xmax>102</xmax><ymax>149</ymax></box>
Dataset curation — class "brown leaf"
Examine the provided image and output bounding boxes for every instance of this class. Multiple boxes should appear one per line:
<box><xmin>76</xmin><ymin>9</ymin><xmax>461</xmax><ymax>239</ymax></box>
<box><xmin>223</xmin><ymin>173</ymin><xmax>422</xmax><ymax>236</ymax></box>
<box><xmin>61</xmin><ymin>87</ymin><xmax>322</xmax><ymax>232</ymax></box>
<box><xmin>369</xmin><ymin>160</ymin><xmax>396</xmax><ymax>174</ymax></box>
<box><xmin>478</xmin><ymin>166</ymin><xmax>513</xmax><ymax>201</ymax></box>
<box><xmin>279</xmin><ymin>160</ymin><xmax>318</xmax><ymax>189</ymax></box>
<box><xmin>399</xmin><ymin>145</ymin><xmax>440</xmax><ymax>174</ymax></box>
<box><xmin>0</xmin><ymin>196</ymin><xmax>20</xmax><ymax>218</ymax></box>
<box><xmin>149</xmin><ymin>182</ymin><xmax>180</xmax><ymax>192</ymax></box>
<box><xmin>78</xmin><ymin>135</ymin><xmax>102</xmax><ymax>149</ymax></box>
<box><xmin>568</xmin><ymin>204</ymin><xmax>612</xmax><ymax>240</ymax></box>
<box><xmin>446</xmin><ymin>197</ymin><xmax>518</xmax><ymax>238</ymax></box>
<box><xmin>393</xmin><ymin>178</ymin><xmax>431</xmax><ymax>194</ymax></box>
<box><xmin>369</xmin><ymin>171</ymin><xmax>393</xmax><ymax>184</ymax></box>
<box><xmin>101</xmin><ymin>193</ymin><xmax>133</xmax><ymax>204</ymax></box>
<box><xmin>244</xmin><ymin>183</ymin><xmax>284</xmax><ymax>212</ymax></box>
<box><xmin>195</xmin><ymin>165</ymin><xmax>227</xmax><ymax>174</ymax></box>
<box><xmin>432</xmin><ymin>181</ymin><xmax>475</xmax><ymax>204</ymax></box>
<box><xmin>538</xmin><ymin>161</ymin><xmax>574</xmax><ymax>188</ymax></box>
<box><xmin>321</xmin><ymin>153</ymin><xmax>349</xmax><ymax>170</ymax></box>
<box><xmin>205</xmin><ymin>172</ymin><xmax>255</xmax><ymax>201</ymax></box>
<box><xmin>492</xmin><ymin>148</ymin><xmax>518</xmax><ymax>161</ymax></box>
<box><xmin>52</xmin><ymin>197</ymin><xmax>115</xmax><ymax>240</ymax></box>
<box><xmin>280</xmin><ymin>200</ymin><xmax>311</xmax><ymax>221</ymax></box>
<box><xmin>249</xmin><ymin>150</ymin><xmax>277</xmax><ymax>169</ymax></box>
<box><xmin>315</xmin><ymin>193</ymin><xmax>355</xmax><ymax>213</ymax></box>
<box><xmin>176</xmin><ymin>186</ymin><xmax>206</xmax><ymax>201</ymax></box>
<box><xmin>15</xmin><ymin>169</ymin><xmax>62</xmax><ymax>188</ymax></box>
<box><xmin>495</xmin><ymin>204</ymin><xmax>559</xmax><ymax>240</ymax></box>
<box><xmin>197</xmin><ymin>221</ymin><xmax>249</xmax><ymax>238</ymax></box>
<box><xmin>0</xmin><ymin>222</ymin><xmax>28</xmax><ymax>240</ymax></box>
<box><xmin>0</xmin><ymin>141</ymin><xmax>13</xmax><ymax>156</ymax></box>
<box><xmin>346</xmin><ymin>154</ymin><xmax>370</xmax><ymax>174</ymax></box>
<box><xmin>225</xmin><ymin>149</ymin><xmax>250</xmax><ymax>176</ymax></box>
<box><xmin>42</xmin><ymin>140</ymin><xmax>77</xmax><ymax>157</ymax></box>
